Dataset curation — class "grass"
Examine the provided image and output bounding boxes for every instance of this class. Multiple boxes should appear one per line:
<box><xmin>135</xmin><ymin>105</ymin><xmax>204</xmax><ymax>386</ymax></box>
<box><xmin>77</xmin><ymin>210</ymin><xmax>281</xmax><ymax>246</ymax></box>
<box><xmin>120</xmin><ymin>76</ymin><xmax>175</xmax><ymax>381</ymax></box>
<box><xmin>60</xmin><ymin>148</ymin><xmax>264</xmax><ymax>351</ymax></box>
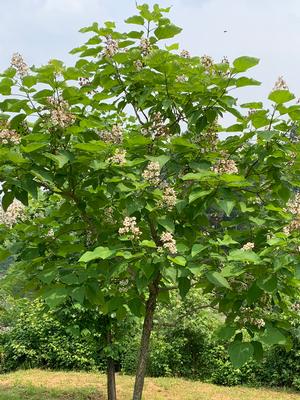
<box><xmin>0</xmin><ymin>369</ymin><xmax>298</xmax><ymax>400</ymax></box>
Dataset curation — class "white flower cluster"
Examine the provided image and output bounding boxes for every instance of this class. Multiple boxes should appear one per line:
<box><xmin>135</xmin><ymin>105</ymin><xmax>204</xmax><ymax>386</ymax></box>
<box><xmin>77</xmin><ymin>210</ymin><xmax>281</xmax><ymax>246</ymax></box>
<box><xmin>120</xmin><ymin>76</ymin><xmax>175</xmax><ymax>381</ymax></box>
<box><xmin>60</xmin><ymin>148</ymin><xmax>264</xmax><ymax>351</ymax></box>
<box><xmin>221</xmin><ymin>56</ymin><xmax>229</xmax><ymax>65</ymax></box>
<box><xmin>180</xmin><ymin>50</ymin><xmax>190</xmax><ymax>59</ymax></box>
<box><xmin>149</xmin><ymin>112</ymin><xmax>169</xmax><ymax>139</ymax></box>
<box><xmin>0</xmin><ymin>129</ymin><xmax>21</xmax><ymax>145</ymax></box>
<box><xmin>11</xmin><ymin>53</ymin><xmax>29</xmax><ymax>77</ymax></box>
<box><xmin>273</xmin><ymin>76</ymin><xmax>289</xmax><ymax>91</ymax></box>
<box><xmin>283</xmin><ymin>219</ymin><xmax>300</xmax><ymax>235</ymax></box>
<box><xmin>103</xmin><ymin>35</ymin><xmax>119</xmax><ymax>58</ymax></box>
<box><xmin>285</xmin><ymin>193</ymin><xmax>300</xmax><ymax>215</ymax></box>
<box><xmin>108</xmin><ymin>149</ymin><xmax>126</xmax><ymax>165</ymax></box>
<box><xmin>159</xmin><ymin>186</ymin><xmax>177</xmax><ymax>211</ymax></box>
<box><xmin>46</xmin><ymin>228</ymin><xmax>55</xmax><ymax>238</ymax></box>
<box><xmin>283</xmin><ymin>193</ymin><xmax>300</xmax><ymax>235</ymax></box>
<box><xmin>176</xmin><ymin>75</ymin><xmax>188</xmax><ymax>83</ymax></box>
<box><xmin>119</xmin><ymin>279</ymin><xmax>129</xmax><ymax>293</ymax></box>
<box><xmin>201</xmin><ymin>55</ymin><xmax>214</xmax><ymax>70</ymax></box>
<box><xmin>252</xmin><ymin>318</ymin><xmax>265</xmax><ymax>328</ymax></box>
<box><xmin>140</xmin><ymin>38</ymin><xmax>152</xmax><ymax>56</ymax></box>
<box><xmin>142</xmin><ymin>161</ymin><xmax>161</xmax><ymax>186</ymax></box>
<box><xmin>134</xmin><ymin>59</ymin><xmax>143</xmax><ymax>71</ymax></box>
<box><xmin>212</xmin><ymin>159</ymin><xmax>238</xmax><ymax>174</ymax></box>
<box><xmin>0</xmin><ymin>199</ymin><xmax>25</xmax><ymax>228</ymax></box>
<box><xmin>118</xmin><ymin>216</ymin><xmax>141</xmax><ymax>239</ymax></box>
<box><xmin>78</xmin><ymin>77</ymin><xmax>92</xmax><ymax>87</ymax></box>
<box><xmin>160</xmin><ymin>231</ymin><xmax>177</xmax><ymax>255</ymax></box>
<box><xmin>291</xmin><ymin>303</ymin><xmax>300</xmax><ymax>312</ymax></box>
<box><xmin>103</xmin><ymin>206</ymin><xmax>114</xmax><ymax>224</ymax></box>
<box><xmin>242</xmin><ymin>242</ymin><xmax>255</xmax><ymax>251</ymax></box>
<box><xmin>98</xmin><ymin>125</ymin><xmax>123</xmax><ymax>144</ymax></box>
<box><xmin>48</xmin><ymin>96</ymin><xmax>75</xmax><ymax>128</ymax></box>
<box><xmin>239</xmin><ymin>308</ymin><xmax>265</xmax><ymax>329</ymax></box>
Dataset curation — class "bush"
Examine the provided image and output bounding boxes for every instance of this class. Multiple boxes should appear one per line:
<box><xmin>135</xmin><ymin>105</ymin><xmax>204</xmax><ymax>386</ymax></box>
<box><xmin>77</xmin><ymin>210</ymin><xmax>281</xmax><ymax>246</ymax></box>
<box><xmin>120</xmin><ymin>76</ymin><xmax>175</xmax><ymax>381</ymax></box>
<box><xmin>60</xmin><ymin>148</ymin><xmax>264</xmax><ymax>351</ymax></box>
<box><xmin>255</xmin><ymin>333</ymin><xmax>300</xmax><ymax>390</ymax></box>
<box><xmin>0</xmin><ymin>298</ymin><xmax>105</xmax><ymax>372</ymax></box>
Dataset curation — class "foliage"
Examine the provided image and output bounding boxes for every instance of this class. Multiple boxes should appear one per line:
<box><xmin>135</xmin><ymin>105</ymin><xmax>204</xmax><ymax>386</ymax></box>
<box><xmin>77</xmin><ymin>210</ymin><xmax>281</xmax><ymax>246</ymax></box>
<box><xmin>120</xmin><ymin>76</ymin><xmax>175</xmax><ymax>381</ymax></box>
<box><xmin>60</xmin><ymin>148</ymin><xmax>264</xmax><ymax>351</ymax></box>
<box><xmin>0</xmin><ymin>3</ymin><xmax>299</xmax><ymax>380</ymax></box>
<box><xmin>0</xmin><ymin>296</ymin><xmax>104</xmax><ymax>372</ymax></box>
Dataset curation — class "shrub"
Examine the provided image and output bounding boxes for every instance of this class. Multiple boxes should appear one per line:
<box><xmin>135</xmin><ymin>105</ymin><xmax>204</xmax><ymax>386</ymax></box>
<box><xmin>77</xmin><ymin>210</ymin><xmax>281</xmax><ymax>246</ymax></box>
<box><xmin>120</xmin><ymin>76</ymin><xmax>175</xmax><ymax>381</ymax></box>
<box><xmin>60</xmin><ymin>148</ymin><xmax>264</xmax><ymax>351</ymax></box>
<box><xmin>0</xmin><ymin>298</ymin><xmax>104</xmax><ymax>372</ymax></box>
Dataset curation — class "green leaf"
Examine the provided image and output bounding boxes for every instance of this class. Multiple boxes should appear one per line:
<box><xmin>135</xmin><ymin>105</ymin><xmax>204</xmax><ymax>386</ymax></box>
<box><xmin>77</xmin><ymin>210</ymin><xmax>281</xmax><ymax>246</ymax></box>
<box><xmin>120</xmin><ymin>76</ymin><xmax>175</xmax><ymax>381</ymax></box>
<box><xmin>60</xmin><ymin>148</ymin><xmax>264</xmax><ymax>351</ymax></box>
<box><xmin>128</xmin><ymin>298</ymin><xmax>145</xmax><ymax>317</ymax></box>
<box><xmin>240</xmin><ymin>102</ymin><xmax>263</xmax><ymax>109</ymax></box>
<box><xmin>189</xmin><ymin>189</ymin><xmax>212</xmax><ymax>204</ymax></box>
<box><xmin>228</xmin><ymin>342</ymin><xmax>254</xmax><ymax>368</ymax></box>
<box><xmin>44</xmin><ymin>288</ymin><xmax>69</xmax><ymax>308</ymax></box>
<box><xmin>235</xmin><ymin>77</ymin><xmax>261</xmax><ymax>87</ymax></box>
<box><xmin>79</xmin><ymin>246</ymin><xmax>115</xmax><ymax>263</ymax></box>
<box><xmin>252</xmin><ymin>341</ymin><xmax>263</xmax><ymax>362</ymax></box>
<box><xmin>155</xmin><ymin>24</ymin><xmax>182</xmax><ymax>39</ymax></box>
<box><xmin>167</xmin><ymin>256</ymin><xmax>186</xmax><ymax>266</ymax></box>
<box><xmin>125</xmin><ymin>15</ymin><xmax>144</xmax><ymax>25</ymax></box>
<box><xmin>206</xmin><ymin>271</ymin><xmax>231</xmax><ymax>289</ymax></box>
<box><xmin>191</xmin><ymin>244</ymin><xmax>206</xmax><ymax>258</ymax></box>
<box><xmin>261</xmin><ymin>326</ymin><xmax>287</xmax><ymax>345</ymax></box>
<box><xmin>217</xmin><ymin>235</ymin><xmax>238</xmax><ymax>246</ymax></box>
<box><xmin>257</xmin><ymin>275</ymin><xmax>277</xmax><ymax>292</ymax></box>
<box><xmin>178</xmin><ymin>277</ymin><xmax>191</xmax><ymax>298</ymax></box>
<box><xmin>0</xmin><ymin>78</ymin><xmax>13</xmax><ymax>95</ymax></box>
<box><xmin>0</xmin><ymin>248</ymin><xmax>10</xmax><ymax>262</ymax></box>
<box><xmin>217</xmin><ymin>199</ymin><xmax>235</xmax><ymax>216</ymax></box>
<box><xmin>2</xmin><ymin>191</ymin><xmax>14</xmax><ymax>212</ymax></box>
<box><xmin>141</xmin><ymin>240</ymin><xmax>156</xmax><ymax>248</ymax></box>
<box><xmin>233</xmin><ymin>56</ymin><xmax>259</xmax><ymax>72</ymax></box>
<box><xmin>157</xmin><ymin>216</ymin><xmax>174</xmax><ymax>232</ymax></box>
<box><xmin>22</xmin><ymin>143</ymin><xmax>47</xmax><ymax>153</ymax></box>
<box><xmin>268</xmin><ymin>90</ymin><xmax>295</xmax><ymax>104</ymax></box>
<box><xmin>146</xmin><ymin>155</ymin><xmax>170</xmax><ymax>167</ymax></box>
<box><xmin>60</xmin><ymin>273</ymin><xmax>79</xmax><ymax>285</ymax></box>
<box><xmin>182</xmin><ymin>171</ymin><xmax>215</xmax><ymax>181</ymax></box>
<box><xmin>44</xmin><ymin>152</ymin><xmax>73</xmax><ymax>168</ymax></box>
<box><xmin>218</xmin><ymin>325</ymin><xmax>236</xmax><ymax>340</ymax></box>
<box><xmin>228</xmin><ymin>249</ymin><xmax>260</xmax><ymax>263</ymax></box>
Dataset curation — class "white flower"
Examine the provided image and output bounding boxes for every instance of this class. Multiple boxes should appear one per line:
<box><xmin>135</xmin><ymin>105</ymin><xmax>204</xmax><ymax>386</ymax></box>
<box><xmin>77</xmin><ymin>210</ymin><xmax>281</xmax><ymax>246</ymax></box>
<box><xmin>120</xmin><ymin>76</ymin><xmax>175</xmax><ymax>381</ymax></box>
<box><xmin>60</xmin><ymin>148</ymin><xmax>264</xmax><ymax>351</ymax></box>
<box><xmin>142</xmin><ymin>161</ymin><xmax>161</xmax><ymax>186</ymax></box>
<box><xmin>273</xmin><ymin>76</ymin><xmax>289</xmax><ymax>91</ymax></box>
<box><xmin>134</xmin><ymin>60</ymin><xmax>143</xmax><ymax>71</ymax></box>
<box><xmin>98</xmin><ymin>125</ymin><xmax>123</xmax><ymax>144</ymax></box>
<box><xmin>11</xmin><ymin>53</ymin><xmax>29</xmax><ymax>76</ymax></box>
<box><xmin>242</xmin><ymin>242</ymin><xmax>255</xmax><ymax>251</ymax></box>
<box><xmin>212</xmin><ymin>159</ymin><xmax>238</xmax><ymax>174</ymax></box>
<box><xmin>0</xmin><ymin>129</ymin><xmax>21</xmax><ymax>145</ymax></box>
<box><xmin>160</xmin><ymin>231</ymin><xmax>177</xmax><ymax>255</ymax></box>
<box><xmin>48</xmin><ymin>96</ymin><xmax>75</xmax><ymax>128</ymax></box>
<box><xmin>140</xmin><ymin>38</ymin><xmax>152</xmax><ymax>56</ymax></box>
<box><xmin>159</xmin><ymin>186</ymin><xmax>177</xmax><ymax>211</ymax></box>
<box><xmin>201</xmin><ymin>55</ymin><xmax>214</xmax><ymax>70</ymax></box>
<box><xmin>176</xmin><ymin>75</ymin><xmax>188</xmax><ymax>83</ymax></box>
<box><xmin>46</xmin><ymin>228</ymin><xmax>55</xmax><ymax>238</ymax></box>
<box><xmin>103</xmin><ymin>35</ymin><xmax>119</xmax><ymax>58</ymax></box>
<box><xmin>285</xmin><ymin>193</ymin><xmax>300</xmax><ymax>215</ymax></box>
<box><xmin>253</xmin><ymin>318</ymin><xmax>265</xmax><ymax>329</ymax></box>
<box><xmin>108</xmin><ymin>149</ymin><xmax>126</xmax><ymax>165</ymax></box>
<box><xmin>0</xmin><ymin>199</ymin><xmax>25</xmax><ymax>227</ymax></box>
<box><xmin>119</xmin><ymin>216</ymin><xmax>141</xmax><ymax>239</ymax></box>
<box><xmin>180</xmin><ymin>50</ymin><xmax>190</xmax><ymax>59</ymax></box>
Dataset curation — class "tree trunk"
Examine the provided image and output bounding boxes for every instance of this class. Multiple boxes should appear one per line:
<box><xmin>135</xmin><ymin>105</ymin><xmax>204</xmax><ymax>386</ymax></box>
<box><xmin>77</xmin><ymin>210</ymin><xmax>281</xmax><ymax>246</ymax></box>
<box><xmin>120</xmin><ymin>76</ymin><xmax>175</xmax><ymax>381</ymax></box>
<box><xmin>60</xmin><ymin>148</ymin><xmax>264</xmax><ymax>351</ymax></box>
<box><xmin>132</xmin><ymin>277</ymin><xmax>160</xmax><ymax>400</ymax></box>
<box><xmin>107</xmin><ymin>329</ymin><xmax>117</xmax><ymax>400</ymax></box>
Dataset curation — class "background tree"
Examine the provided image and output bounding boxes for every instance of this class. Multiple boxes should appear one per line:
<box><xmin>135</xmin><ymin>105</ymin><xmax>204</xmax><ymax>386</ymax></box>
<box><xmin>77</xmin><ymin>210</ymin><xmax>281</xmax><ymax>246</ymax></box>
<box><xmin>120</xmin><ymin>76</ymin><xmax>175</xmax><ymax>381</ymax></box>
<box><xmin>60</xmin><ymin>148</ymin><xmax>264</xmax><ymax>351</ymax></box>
<box><xmin>0</xmin><ymin>3</ymin><xmax>300</xmax><ymax>400</ymax></box>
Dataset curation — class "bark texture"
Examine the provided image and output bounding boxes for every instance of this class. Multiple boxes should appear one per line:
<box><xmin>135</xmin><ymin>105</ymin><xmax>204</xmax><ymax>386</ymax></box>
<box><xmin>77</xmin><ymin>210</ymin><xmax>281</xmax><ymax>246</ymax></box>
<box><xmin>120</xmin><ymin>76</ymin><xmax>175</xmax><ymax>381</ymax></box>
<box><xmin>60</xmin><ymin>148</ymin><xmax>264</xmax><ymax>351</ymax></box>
<box><xmin>132</xmin><ymin>277</ymin><xmax>160</xmax><ymax>400</ymax></box>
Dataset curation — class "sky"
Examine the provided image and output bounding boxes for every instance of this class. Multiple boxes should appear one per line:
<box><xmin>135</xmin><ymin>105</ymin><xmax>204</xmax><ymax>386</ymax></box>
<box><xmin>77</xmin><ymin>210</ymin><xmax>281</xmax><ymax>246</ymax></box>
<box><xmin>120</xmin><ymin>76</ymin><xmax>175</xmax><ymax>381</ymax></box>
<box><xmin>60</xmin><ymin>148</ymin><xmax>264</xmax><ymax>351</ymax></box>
<box><xmin>1</xmin><ymin>0</ymin><xmax>300</xmax><ymax>106</ymax></box>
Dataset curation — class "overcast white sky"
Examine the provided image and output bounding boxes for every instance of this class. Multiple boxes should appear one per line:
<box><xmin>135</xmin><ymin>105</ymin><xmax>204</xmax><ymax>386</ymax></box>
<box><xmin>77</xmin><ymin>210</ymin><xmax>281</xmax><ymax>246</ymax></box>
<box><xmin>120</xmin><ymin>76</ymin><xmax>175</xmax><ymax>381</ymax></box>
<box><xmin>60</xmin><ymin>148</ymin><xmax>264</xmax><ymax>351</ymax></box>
<box><xmin>1</xmin><ymin>0</ymin><xmax>300</xmax><ymax>105</ymax></box>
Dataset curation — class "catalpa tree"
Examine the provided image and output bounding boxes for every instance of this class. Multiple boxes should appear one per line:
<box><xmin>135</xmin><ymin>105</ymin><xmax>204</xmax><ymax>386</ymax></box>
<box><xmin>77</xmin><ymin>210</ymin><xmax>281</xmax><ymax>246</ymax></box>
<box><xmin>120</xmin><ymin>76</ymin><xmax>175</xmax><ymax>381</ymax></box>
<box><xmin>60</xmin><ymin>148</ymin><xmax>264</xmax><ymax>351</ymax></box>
<box><xmin>0</xmin><ymin>3</ymin><xmax>300</xmax><ymax>400</ymax></box>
